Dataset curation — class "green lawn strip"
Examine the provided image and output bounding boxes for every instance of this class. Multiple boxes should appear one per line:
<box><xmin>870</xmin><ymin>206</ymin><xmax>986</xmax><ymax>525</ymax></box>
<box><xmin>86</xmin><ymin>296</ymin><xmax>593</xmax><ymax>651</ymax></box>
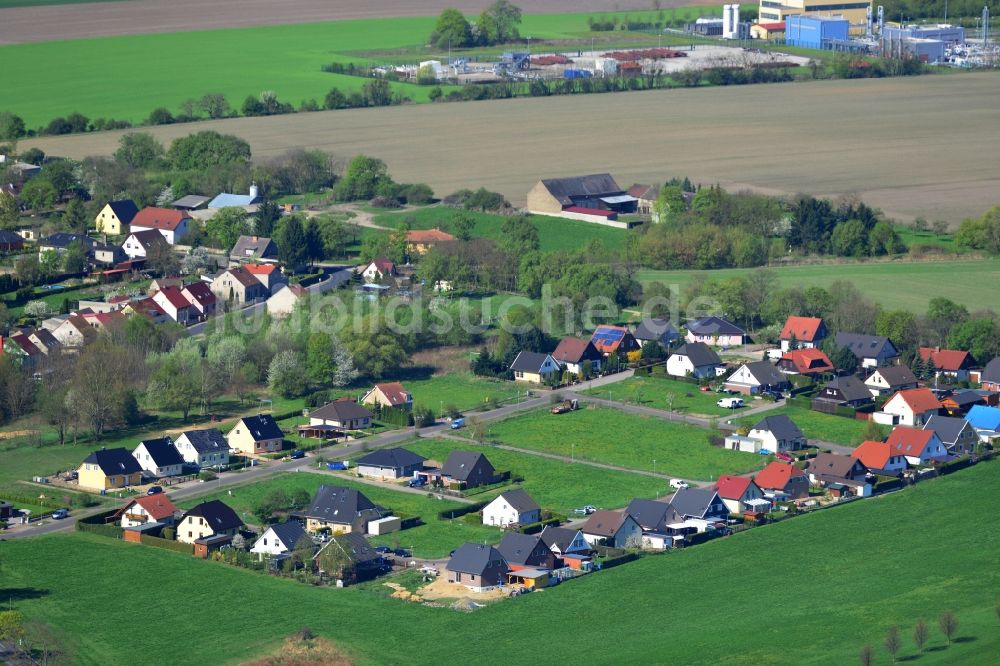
<box><xmin>2</xmin><ymin>462</ymin><xmax>997</xmax><ymax>664</ymax></box>
<box><xmin>486</xmin><ymin>406</ymin><xmax>762</xmax><ymax>481</ymax></box>
<box><xmin>408</xmin><ymin>438</ymin><xmax>669</xmax><ymax>514</ymax></box>
<box><xmin>637</xmin><ymin>258</ymin><xmax>1000</xmax><ymax>314</ymax></box>
<box><xmin>584</xmin><ymin>375</ymin><xmax>742</xmax><ymax>416</ymax></box>
<box><xmin>733</xmin><ymin>404</ymin><xmax>869</xmax><ymax>446</ymax></box>
<box><xmin>403</xmin><ymin>373</ymin><xmax>520</xmax><ymax>414</ymax></box>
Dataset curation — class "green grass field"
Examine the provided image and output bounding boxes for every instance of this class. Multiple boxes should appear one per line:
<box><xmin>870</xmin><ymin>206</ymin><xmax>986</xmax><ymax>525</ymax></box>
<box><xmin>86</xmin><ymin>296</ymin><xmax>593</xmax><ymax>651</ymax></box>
<box><xmin>486</xmin><ymin>406</ymin><xmax>761</xmax><ymax>480</ymax></box>
<box><xmin>734</xmin><ymin>404</ymin><xmax>870</xmax><ymax>446</ymax></box>
<box><xmin>373</xmin><ymin>207</ymin><xmax>626</xmax><ymax>253</ymax></box>
<box><xmin>638</xmin><ymin>258</ymin><xmax>1000</xmax><ymax>313</ymax></box>
<box><xmin>403</xmin><ymin>373</ymin><xmax>521</xmax><ymax>413</ymax></box>
<box><xmin>2</xmin><ymin>461</ymin><xmax>997</xmax><ymax>665</ymax></box>
<box><xmin>407</xmin><ymin>438</ymin><xmax>669</xmax><ymax>513</ymax></box>
<box><xmin>584</xmin><ymin>375</ymin><xmax>741</xmax><ymax>416</ymax></box>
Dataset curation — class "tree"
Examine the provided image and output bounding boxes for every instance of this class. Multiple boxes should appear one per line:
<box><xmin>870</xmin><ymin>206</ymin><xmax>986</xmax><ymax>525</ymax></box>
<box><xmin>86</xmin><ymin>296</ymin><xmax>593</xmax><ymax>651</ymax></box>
<box><xmin>824</xmin><ymin>341</ymin><xmax>858</xmax><ymax>374</ymax></box>
<box><xmin>499</xmin><ymin>215</ymin><xmax>539</xmax><ymax>256</ymax></box>
<box><xmin>268</xmin><ymin>350</ymin><xmax>308</xmax><ymax>398</ymax></box>
<box><xmin>477</xmin><ymin>0</ymin><xmax>522</xmax><ymax>44</ymax></box>
<box><xmin>205</xmin><ymin>206</ymin><xmax>251</xmax><ymax>250</ymax></box>
<box><xmin>146</xmin><ymin>241</ymin><xmax>180</xmax><ymax>277</ymax></box>
<box><xmin>182</xmin><ymin>246</ymin><xmax>217</xmax><ymax>275</ymax></box>
<box><xmin>954</xmin><ymin>204</ymin><xmax>1000</xmax><ymax>253</ymax></box>
<box><xmin>913</xmin><ymin>619</ymin><xmax>929</xmax><ymax>653</ymax></box>
<box><xmin>147</xmin><ymin>107</ymin><xmax>174</xmax><ymax>125</ymax></box>
<box><xmin>149</xmin><ymin>354</ymin><xmax>199</xmax><ymax>420</ymax></box>
<box><xmin>167</xmin><ymin>131</ymin><xmax>251</xmax><ymax>170</ymax></box>
<box><xmin>315</xmin><ymin>537</ymin><xmax>355</xmax><ymax>579</ymax></box>
<box><xmin>858</xmin><ymin>644</ymin><xmax>873</xmax><ymax>666</ymax></box>
<box><xmin>0</xmin><ymin>609</ymin><xmax>25</xmax><ymax>644</ymax></box>
<box><xmin>15</xmin><ymin>254</ymin><xmax>42</xmax><ymax>285</ymax></box>
<box><xmin>61</xmin><ymin>197</ymin><xmax>88</xmax><ymax>233</ymax></box>
<box><xmin>431</xmin><ymin>8</ymin><xmax>473</xmax><ymax>48</ymax></box>
<box><xmin>24</xmin><ymin>300</ymin><xmax>51</xmax><ymax>317</ymax></box>
<box><xmin>62</xmin><ymin>240</ymin><xmax>88</xmax><ymax>274</ymax></box>
<box><xmin>938</xmin><ymin>611</ymin><xmax>958</xmax><ymax>644</ymax></box>
<box><xmin>925</xmin><ymin>297</ymin><xmax>968</xmax><ymax>347</ymax></box>
<box><xmin>0</xmin><ymin>111</ymin><xmax>26</xmax><ymax>140</ymax></box>
<box><xmin>830</xmin><ymin>218</ymin><xmax>868</xmax><ymax>257</ymax></box>
<box><xmin>199</xmin><ymin>93</ymin><xmax>231</xmax><ymax>119</ymax></box>
<box><xmin>20</xmin><ymin>178</ymin><xmax>58</xmax><ymax>211</ymax></box>
<box><xmin>254</xmin><ymin>200</ymin><xmax>281</xmax><ymax>237</ymax></box>
<box><xmin>39</xmin><ymin>384</ymin><xmax>72</xmax><ymax>446</ymax></box>
<box><xmin>948</xmin><ymin>318</ymin><xmax>1000</xmax><ymax>365</ymax></box>
<box><xmin>861</xmin><ymin>418</ymin><xmax>886</xmax><ymax>442</ymax></box>
<box><xmin>876</xmin><ymin>310</ymin><xmax>917</xmax><ymax>356</ymax></box>
<box><xmin>334</xmin><ymin>155</ymin><xmax>394</xmax><ymax>202</ymax></box>
<box><xmin>450</xmin><ymin>212</ymin><xmax>474</xmax><ymax>240</ymax></box>
<box><xmin>0</xmin><ymin>192</ymin><xmax>19</xmax><ymax>227</ymax></box>
<box><xmin>654</xmin><ymin>185</ymin><xmax>686</xmax><ymax>223</ymax></box>
<box><xmin>69</xmin><ymin>339</ymin><xmax>132</xmax><ymax>438</ymax></box>
<box><xmin>324</xmin><ymin>87</ymin><xmax>348</xmax><ymax>110</ymax></box>
<box><xmin>884</xmin><ymin>625</ymin><xmax>901</xmax><ymax>663</ymax></box>
<box><xmin>115</xmin><ymin>132</ymin><xmax>164</xmax><ymax>169</ymax></box>
<box><xmin>276</xmin><ymin>215</ymin><xmax>308</xmax><ymax>271</ymax></box>
<box><xmin>307</xmin><ymin>332</ymin><xmax>337</xmax><ymax>386</ymax></box>
<box><xmin>344</xmin><ymin>328</ymin><xmax>408</xmax><ymax>378</ymax></box>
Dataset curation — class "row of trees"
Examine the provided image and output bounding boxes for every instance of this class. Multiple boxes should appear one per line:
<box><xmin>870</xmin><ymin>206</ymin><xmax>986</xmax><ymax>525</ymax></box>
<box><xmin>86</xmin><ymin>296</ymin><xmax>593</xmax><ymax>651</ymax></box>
<box><xmin>861</xmin><ymin>611</ymin><xmax>962</xmax><ymax>665</ymax></box>
<box><xmin>429</xmin><ymin>2</ymin><xmax>523</xmax><ymax>49</ymax></box>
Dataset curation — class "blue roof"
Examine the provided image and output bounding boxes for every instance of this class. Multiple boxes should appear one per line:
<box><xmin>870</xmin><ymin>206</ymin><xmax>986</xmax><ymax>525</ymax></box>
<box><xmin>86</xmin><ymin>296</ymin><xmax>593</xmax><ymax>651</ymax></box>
<box><xmin>966</xmin><ymin>405</ymin><xmax>1000</xmax><ymax>431</ymax></box>
<box><xmin>208</xmin><ymin>193</ymin><xmax>259</xmax><ymax>208</ymax></box>
<box><xmin>591</xmin><ymin>325</ymin><xmax>626</xmax><ymax>344</ymax></box>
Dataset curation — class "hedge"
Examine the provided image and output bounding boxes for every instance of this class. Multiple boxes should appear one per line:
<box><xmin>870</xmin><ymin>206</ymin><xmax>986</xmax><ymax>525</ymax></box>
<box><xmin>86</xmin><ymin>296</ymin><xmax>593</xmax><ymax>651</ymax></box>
<box><xmin>77</xmin><ymin>508</ymin><xmax>120</xmax><ymax>525</ymax></box>
<box><xmin>600</xmin><ymin>552</ymin><xmax>639</xmax><ymax>570</ymax></box>
<box><xmin>938</xmin><ymin>456</ymin><xmax>974</xmax><ymax>475</ymax></box>
<box><xmin>140</xmin><ymin>534</ymin><xmax>194</xmax><ymax>555</ymax></box>
<box><xmin>0</xmin><ymin>492</ymin><xmax>70</xmax><ymax>510</ymax></box>
<box><xmin>518</xmin><ymin>517</ymin><xmax>561</xmax><ymax>534</ymax></box>
<box><xmin>398</xmin><ymin>515</ymin><xmax>422</xmax><ymax>530</ymax></box>
<box><xmin>76</xmin><ymin>522</ymin><xmax>123</xmax><ymax>538</ymax></box>
<box><xmin>437</xmin><ymin>500</ymin><xmax>489</xmax><ymax>521</ymax></box>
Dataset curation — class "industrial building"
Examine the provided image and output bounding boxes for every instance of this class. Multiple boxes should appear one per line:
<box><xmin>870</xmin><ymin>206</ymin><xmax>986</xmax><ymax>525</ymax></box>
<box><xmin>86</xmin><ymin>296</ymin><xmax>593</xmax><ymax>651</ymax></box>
<box><xmin>757</xmin><ymin>0</ymin><xmax>871</xmax><ymax>34</ymax></box>
<box><xmin>881</xmin><ymin>24</ymin><xmax>966</xmax><ymax>44</ymax></box>
<box><xmin>785</xmin><ymin>15</ymin><xmax>850</xmax><ymax>49</ymax></box>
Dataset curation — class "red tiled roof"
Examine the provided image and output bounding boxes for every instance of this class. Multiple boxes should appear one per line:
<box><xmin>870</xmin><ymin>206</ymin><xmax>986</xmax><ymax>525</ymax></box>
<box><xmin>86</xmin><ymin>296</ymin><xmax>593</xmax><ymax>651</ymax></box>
<box><xmin>781</xmin><ymin>348</ymin><xmax>834</xmax><ymax>374</ymax></box>
<box><xmin>131</xmin><ymin>207</ymin><xmax>190</xmax><ymax>231</ymax></box>
<box><xmin>244</xmin><ymin>263</ymin><xmax>277</xmax><ymax>275</ymax></box>
<box><xmin>9</xmin><ymin>333</ymin><xmax>42</xmax><ymax>356</ymax></box>
<box><xmin>155</xmin><ymin>285</ymin><xmax>192</xmax><ymax>310</ymax></box>
<box><xmin>758</xmin><ymin>21</ymin><xmax>786</xmax><ymax>30</ymax></box>
<box><xmin>552</xmin><ymin>337</ymin><xmax>596</xmax><ymax>364</ymax></box>
<box><xmin>918</xmin><ymin>347</ymin><xmax>973</xmax><ymax>372</ymax></box>
<box><xmin>372</xmin><ymin>382</ymin><xmax>411</xmax><ymax>407</ymax></box>
<box><xmin>851</xmin><ymin>440</ymin><xmax>892</xmax><ymax>470</ymax></box>
<box><xmin>713</xmin><ymin>475</ymin><xmax>754</xmax><ymax>500</ymax></box>
<box><xmin>889</xmin><ymin>388</ymin><xmax>942</xmax><ymax>414</ymax></box>
<box><xmin>780</xmin><ymin>316</ymin><xmax>825</xmax><ymax>342</ymax></box>
<box><xmin>754</xmin><ymin>462</ymin><xmax>806</xmax><ymax>490</ymax></box>
<box><xmin>885</xmin><ymin>426</ymin><xmax>935</xmax><ymax>457</ymax></box>
<box><xmin>182</xmin><ymin>282</ymin><xmax>216</xmax><ymax>305</ymax></box>
<box><xmin>132</xmin><ymin>494</ymin><xmax>178</xmax><ymax>521</ymax></box>
<box><xmin>406</xmin><ymin>228</ymin><xmax>456</xmax><ymax>243</ymax></box>
<box><xmin>130</xmin><ymin>298</ymin><xmax>165</xmax><ymax>318</ymax></box>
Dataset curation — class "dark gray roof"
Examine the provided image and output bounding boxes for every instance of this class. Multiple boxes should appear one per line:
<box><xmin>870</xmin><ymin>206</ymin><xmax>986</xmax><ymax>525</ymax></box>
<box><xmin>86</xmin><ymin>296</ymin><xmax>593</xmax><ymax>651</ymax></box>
<box><xmin>687</xmin><ymin>316</ymin><xmax>745</xmax><ymax>337</ymax></box>
<box><xmin>540</xmin><ymin>173</ymin><xmax>623</xmax><ymax>206</ymax></box>
<box><xmin>497</xmin><ymin>532</ymin><xmax>546</xmax><ymax>566</ymax></box>
<box><xmin>304</xmin><ymin>485</ymin><xmax>378</xmax><ymax>523</ymax></box>
<box><xmin>668</xmin><ymin>487</ymin><xmax>723</xmax><ymax>520</ymax></box>
<box><xmin>923</xmin><ymin>415</ymin><xmax>972</xmax><ymax>445</ymax></box>
<box><xmin>633</xmin><ymin>318</ymin><xmax>679</xmax><ymax>343</ymax></box>
<box><xmin>138</xmin><ymin>437</ymin><xmax>184</xmax><ymax>467</ymax></box>
<box><xmin>83</xmin><ymin>447</ymin><xmax>143</xmax><ymax>476</ymax></box>
<box><xmin>41</xmin><ymin>232</ymin><xmax>96</xmax><ymax>249</ymax></box>
<box><xmin>751</xmin><ymin>414</ymin><xmax>804</xmax><ymax>441</ymax></box>
<box><xmin>310</xmin><ymin>400</ymin><xmax>373</xmax><ymax>423</ymax></box>
<box><xmin>834</xmin><ymin>332</ymin><xmax>897</xmax><ymax>360</ymax></box>
<box><xmin>265</xmin><ymin>520</ymin><xmax>309</xmax><ymax>550</ymax></box>
<box><xmin>824</xmin><ymin>375</ymin><xmax>871</xmax><ymax>403</ymax></box>
<box><xmin>316</xmin><ymin>532</ymin><xmax>380</xmax><ymax>565</ymax></box>
<box><xmin>982</xmin><ymin>358</ymin><xmax>1000</xmax><ymax>384</ymax></box>
<box><xmin>743</xmin><ymin>360</ymin><xmax>787</xmax><ymax>386</ymax></box>
<box><xmin>356</xmin><ymin>447</ymin><xmax>425</xmax><ymax>470</ymax></box>
<box><xmin>230</xmin><ymin>235</ymin><xmax>278</xmax><ymax>259</ymax></box>
<box><xmin>441</xmin><ymin>451</ymin><xmax>493</xmax><ymax>482</ymax></box>
<box><xmin>872</xmin><ymin>365</ymin><xmax>917</xmax><ymax>387</ymax></box>
<box><xmin>509</xmin><ymin>351</ymin><xmax>553</xmax><ymax>373</ymax></box>
<box><xmin>106</xmin><ymin>199</ymin><xmax>139</xmax><ymax>223</ymax></box>
<box><xmin>171</xmin><ymin>194</ymin><xmax>211</xmax><ymax>209</ymax></box>
<box><xmin>496</xmin><ymin>488</ymin><xmax>540</xmax><ymax>513</ymax></box>
<box><xmin>626</xmin><ymin>498</ymin><xmax>680</xmax><ymax>531</ymax></box>
<box><xmin>446</xmin><ymin>543</ymin><xmax>508</xmax><ymax>576</ymax></box>
<box><xmin>539</xmin><ymin>526</ymin><xmax>585</xmax><ymax>552</ymax></box>
<box><xmin>184</xmin><ymin>500</ymin><xmax>242</xmax><ymax>532</ymax></box>
<box><xmin>234</xmin><ymin>414</ymin><xmax>283</xmax><ymax>441</ymax></box>
<box><xmin>127</xmin><ymin>229</ymin><xmax>169</xmax><ymax>249</ymax></box>
<box><xmin>673</xmin><ymin>342</ymin><xmax>721</xmax><ymax>367</ymax></box>
<box><xmin>946</xmin><ymin>390</ymin><xmax>982</xmax><ymax>408</ymax></box>
<box><xmin>808</xmin><ymin>453</ymin><xmax>867</xmax><ymax>479</ymax></box>
<box><xmin>179</xmin><ymin>428</ymin><xmax>230</xmax><ymax>453</ymax></box>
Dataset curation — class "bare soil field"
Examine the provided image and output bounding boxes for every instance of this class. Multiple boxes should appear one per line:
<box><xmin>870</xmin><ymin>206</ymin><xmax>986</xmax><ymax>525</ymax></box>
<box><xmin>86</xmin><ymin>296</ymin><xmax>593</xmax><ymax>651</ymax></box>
<box><xmin>22</xmin><ymin>73</ymin><xmax>1000</xmax><ymax>224</ymax></box>
<box><xmin>0</xmin><ymin>0</ymin><xmax>712</xmax><ymax>44</ymax></box>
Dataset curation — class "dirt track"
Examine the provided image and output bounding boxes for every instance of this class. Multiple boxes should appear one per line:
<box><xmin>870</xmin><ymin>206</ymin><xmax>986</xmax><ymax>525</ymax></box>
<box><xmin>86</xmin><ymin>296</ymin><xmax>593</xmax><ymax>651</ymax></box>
<box><xmin>0</xmin><ymin>0</ymin><xmax>713</xmax><ymax>45</ymax></box>
<box><xmin>21</xmin><ymin>73</ymin><xmax>1000</xmax><ymax>224</ymax></box>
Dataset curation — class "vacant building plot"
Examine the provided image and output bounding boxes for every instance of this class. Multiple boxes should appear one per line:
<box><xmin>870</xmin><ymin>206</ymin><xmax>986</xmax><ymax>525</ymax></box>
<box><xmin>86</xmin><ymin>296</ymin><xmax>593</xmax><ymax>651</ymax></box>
<box><xmin>23</xmin><ymin>74</ymin><xmax>1000</xmax><ymax>224</ymax></box>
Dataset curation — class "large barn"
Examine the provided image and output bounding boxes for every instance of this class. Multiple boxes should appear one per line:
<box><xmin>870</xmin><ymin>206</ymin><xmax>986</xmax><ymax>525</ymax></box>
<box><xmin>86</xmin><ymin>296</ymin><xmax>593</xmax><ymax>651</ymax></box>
<box><xmin>526</xmin><ymin>173</ymin><xmax>638</xmax><ymax>221</ymax></box>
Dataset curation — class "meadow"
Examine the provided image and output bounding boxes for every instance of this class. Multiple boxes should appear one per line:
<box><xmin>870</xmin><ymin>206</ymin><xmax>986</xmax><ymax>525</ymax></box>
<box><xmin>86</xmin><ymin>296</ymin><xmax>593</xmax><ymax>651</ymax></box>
<box><xmin>734</xmin><ymin>404</ymin><xmax>872</xmax><ymax>446</ymax></box>
<box><xmin>639</xmin><ymin>258</ymin><xmax>1000</xmax><ymax>313</ymax></box>
<box><xmin>485</xmin><ymin>406</ymin><xmax>762</xmax><ymax>480</ymax></box>
<box><xmin>2</xmin><ymin>461</ymin><xmax>997</xmax><ymax>665</ymax></box>
<box><xmin>584</xmin><ymin>374</ymin><xmax>740</xmax><ymax>416</ymax></box>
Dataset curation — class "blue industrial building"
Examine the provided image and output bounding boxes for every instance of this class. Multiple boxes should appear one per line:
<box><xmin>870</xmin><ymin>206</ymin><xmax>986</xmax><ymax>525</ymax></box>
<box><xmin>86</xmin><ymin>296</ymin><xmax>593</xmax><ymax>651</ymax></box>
<box><xmin>785</xmin><ymin>15</ymin><xmax>850</xmax><ymax>50</ymax></box>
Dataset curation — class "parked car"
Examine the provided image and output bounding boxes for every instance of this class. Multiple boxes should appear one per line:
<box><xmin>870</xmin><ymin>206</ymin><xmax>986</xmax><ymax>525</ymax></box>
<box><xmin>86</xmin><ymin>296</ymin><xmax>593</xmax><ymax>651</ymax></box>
<box><xmin>450</xmin><ymin>418</ymin><xmax>465</xmax><ymax>430</ymax></box>
<box><xmin>669</xmin><ymin>479</ymin><xmax>689</xmax><ymax>490</ymax></box>
<box><xmin>717</xmin><ymin>397</ymin><xmax>744</xmax><ymax>409</ymax></box>
<box><xmin>326</xmin><ymin>461</ymin><xmax>348</xmax><ymax>471</ymax></box>
<box><xmin>146</xmin><ymin>486</ymin><xmax>163</xmax><ymax>495</ymax></box>
<box><xmin>408</xmin><ymin>477</ymin><xmax>426</xmax><ymax>488</ymax></box>
<box><xmin>574</xmin><ymin>505</ymin><xmax>597</xmax><ymax>515</ymax></box>
<box><xmin>393</xmin><ymin>548</ymin><xmax>411</xmax><ymax>558</ymax></box>
<box><xmin>51</xmin><ymin>509</ymin><xmax>69</xmax><ymax>519</ymax></box>
<box><xmin>290</xmin><ymin>450</ymin><xmax>305</xmax><ymax>459</ymax></box>
<box><xmin>775</xmin><ymin>451</ymin><xmax>795</xmax><ymax>462</ymax></box>
<box><xmin>762</xmin><ymin>390</ymin><xmax>784</xmax><ymax>401</ymax></box>
<box><xmin>374</xmin><ymin>546</ymin><xmax>391</xmax><ymax>554</ymax></box>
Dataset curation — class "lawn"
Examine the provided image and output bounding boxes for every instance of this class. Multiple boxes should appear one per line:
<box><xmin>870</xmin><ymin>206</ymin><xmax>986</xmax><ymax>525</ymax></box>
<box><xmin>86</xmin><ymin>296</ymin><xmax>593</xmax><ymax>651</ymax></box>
<box><xmin>584</xmin><ymin>375</ymin><xmax>741</xmax><ymax>417</ymax></box>
<box><xmin>178</xmin><ymin>471</ymin><xmax>499</xmax><ymax>558</ymax></box>
<box><xmin>638</xmin><ymin>258</ymin><xmax>1000</xmax><ymax>314</ymax></box>
<box><xmin>402</xmin><ymin>373</ymin><xmax>520</xmax><ymax>414</ymax></box>
<box><xmin>733</xmin><ymin>405</ymin><xmax>871</xmax><ymax>446</ymax></box>
<box><xmin>486</xmin><ymin>406</ymin><xmax>762</xmax><ymax>481</ymax></box>
<box><xmin>407</xmin><ymin>438</ymin><xmax>669</xmax><ymax>514</ymax></box>
<box><xmin>372</xmin><ymin>206</ymin><xmax>627</xmax><ymax>253</ymax></box>
<box><xmin>2</xmin><ymin>462</ymin><xmax>997</xmax><ymax>665</ymax></box>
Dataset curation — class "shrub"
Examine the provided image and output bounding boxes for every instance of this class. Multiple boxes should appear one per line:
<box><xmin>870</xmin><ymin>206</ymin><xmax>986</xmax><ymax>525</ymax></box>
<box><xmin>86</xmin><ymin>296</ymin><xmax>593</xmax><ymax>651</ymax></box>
<box><xmin>369</xmin><ymin>195</ymin><xmax>401</xmax><ymax>209</ymax></box>
<box><xmin>199</xmin><ymin>471</ymin><xmax>218</xmax><ymax>482</ymax></box>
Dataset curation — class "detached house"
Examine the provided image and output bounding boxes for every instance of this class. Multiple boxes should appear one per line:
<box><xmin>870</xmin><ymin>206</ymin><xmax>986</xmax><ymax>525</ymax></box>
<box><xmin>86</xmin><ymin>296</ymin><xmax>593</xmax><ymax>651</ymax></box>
<box><xmin>754</xmin><ymin>462</ymin><xmax>810</xmax><ymax>500</ymax></box>
<box><xmin>779</xmin><ymin>316</ymin><xmax>828</xmax><ymax>351</ymax></box>
<box><xmin>151</xmin><ymin>286</ymin><xmax>194</xmax><ymax>324</ymax></box>
<box><xmin>302</xmin><ymin>485</ymin><xmax>382</xmax><ymax>535</ymax></box>
<box><xmin>581</xmin><ymin>510</ymin><xmax>642</xmax><ymax>548</ymax></box>
<box><xmin>669</xmin><ymin>487</ymin><xmax>729</xmax><ymax>523</ymax></box>
<box><xmin>777</xmin><ymin>348</ymin><xmax>834</xmax><ymax>376</ymax></box>
<box><xmin>174</xmin><ymin>428</ymin><xmax>231</xmax><ymax>468</ymax></box>
<box><xmin>176</xmin><ymin>500</ymin><xmax>243</xmax><ymax>544</ymax></box>
<box><xmin>121</xmin><ymin>229</ymin><xmax>169</xmax><ymax>260</ymax></box>
<box><xmin>405</xmin><ymin>228</ymin><xmax>455</xmax><ymax>255</ymax></box>
<box><xmin>210</xmin><ymin>266</ymin><xmax>267</xmax><ymax>305</ymax></box>
<box><xmin>132</xmin><ymin>437</ymin><xmax>184</xmax><ymax>478</ymax></box>
<box><xmin>885</xmin><ymin>426</ymin><xmax>948</xmax><ymax>466</ymax></box>
<box><xmin>834</xmin><ymin>332</ymin><xmax>898</xmax><ymax>368</ymax></box>
<box><xmin>446</xmin><ymin>543</ymin><xmax>509</xmax><ymax>592</ymax></box>
<box><xmin>510</xmin><ymin>351</ymin><xmax>560</xmax><ymax>384</ymax></box>
<box><xmin>807</xmin><ymin>453</ymin><xmax>871</xmax><ymax>496</ymax></box>
<box><xmin>851</xmin><ymin>440</ymin><xmax>908</xmax><ymax>476</ymax></box>
<box><xmin>355</xmin><ymin>447</ymin><xmax>426</xmax><ymax>480</ymax></box>
<box><xmin>713</xmin><ymin>475</ymin><xmax>768</xmax><ymax>515</ymax></box>
<box><xmin>632</xmin><ymin>317</ymin><xmax>680</xmax><ymax>349</ymax></box>
<box><xmin>980</xmin><ymin>358</ymin><xmax>1000</xmax><ymax>392</ymax></box>
<box><xmin>119</xmin><ymin>494</ymin><xmax>178</xmax><ymax>528</ymax></box>
<box><xmin>865</xmin><ymin>365</ymin><xmax>918</xmax><ymax>398</ymax></box>
<box><xmin>420</xmin><ymin>451</ymin><xmax>496</xmax><ymax>489</ymax></box>
<box><xmin>966</xmin><ymin>405</ymin><xmax>1000</xmax><ymax>440</ymax></box>
<box><xmin>94</xmin><ymin>199</ymin><xmax>138</xmax><ymax>235</ymax></box>
<box><xmin>266</xmin><ymin>283</ymin><xmax>308</xmax><ymax>318</ymax></box>
<box><xmin>589</xmin><ymin>325</ymin><xmax>640</xmax><ymax>357</ymax></box>
<box><xmin>625</xmin><ymin>498</ymin><xmax>682</xmax><ymax>533</ymax></box>
<box><xmin>881</xmin><ymin>388</ymin><xmax>942</xmax><ymax>427</ymax></box>
<box><xmin>78</xmin><ymin>448</ymin><xmax>144</xmax><ymax>491</ymax></box>
<box><xmin>918</xmin><ymin>347</ymin><xmax>976</xmax><ymax>380</ymax></box>
<box><xmin>923</xmin><ymin>415</ymin><xmax>979</xmax><ymax>454</ymax></box>
<box><xmin>251</xmin><ymin>521</ymin><xmax>311</xmax><ymax>561</ymax></box>
<box><xmin>725</xmin><ymin>360</ymin><xmax>791</xmax><ymax>395</ymax></box>
<box><xmin>685</xmin><ymin>316</ymin><xmax>746</xmax><ymax>347</ymax></box>
<box><xmin>815</xmin><ymin>375</ymin><xmax>873</xmax><ymax>408</ymax></box>
<box><xmin>313</xmin><ymin>533</ymin><xmax>382</xmax><ymax>583</ymax></box>
<box><xmin>540</xmin><ymin>526</ymin><xmax>592</xmax><ymax>560</ymax></box>
<box><xmin>497</xmin><ymin>532</ymin><xmax>556</xmax><ymax>571</ymax></box>
<box><xmin>243</xmin><ymin>263</ymin><xmax>287</xmax><ymax>294</ymax></box>
<box><xmin>483</xmin><ymin>489</ymin><xmax>541</xmax><ymax>528</ymax></box>
<box><xmin>361</xmin><ymin>382</ymin><xmax>413</xmax><ymax>411</ymax></box>
<box><xmin>129</xmin><ymin>207</ymin><xmax>191</xmax><ymax>244</ymax></box>
<box><xmin>361</xmin><ymin>257</ymin><xmax>396</xmax><ymax>282</ymax></box>
<box><xmin>181</xmin><ymin>282</ymin><xmax>217</xmax><ymax>318</ymax></box>
<box><xmin>666</xmin><ymin>342</ymin><xmax>723</xmax><ymax>379</ymax></box>
<box><xmin>229</xmin><ymin>235</ymin><xmax>279</xmax><ymax>265</ymax></box>
<box><xmin>227</xmin><ymin>414</ymin><xmax>284</xmax><ymax>455</ymax></box>
<box><xmin>309</xmin><ymin>400</ymin><xmax>373</xmax><ymax>430</ymax></box>
<box><xmin>552</xmin><ymin>337</ymin><xmax>603</xmax><ymax>376</ymax></box>
<box><xmin>748</xmin><ymin>414</ymin><xmax>807</xmax><ymax>453</ymax></box>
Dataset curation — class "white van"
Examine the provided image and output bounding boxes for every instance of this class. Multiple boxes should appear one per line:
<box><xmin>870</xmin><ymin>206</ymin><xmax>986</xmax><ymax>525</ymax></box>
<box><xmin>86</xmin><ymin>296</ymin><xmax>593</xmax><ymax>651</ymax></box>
<box><xmin>669</xmin><ymin>479</ymin><xmax>689</xmax><ymax>490</ymax></box>
<box><xmin>717</xmin><ymin>397</ymin><xmax>744</xmax><ymax>409</ymax></box>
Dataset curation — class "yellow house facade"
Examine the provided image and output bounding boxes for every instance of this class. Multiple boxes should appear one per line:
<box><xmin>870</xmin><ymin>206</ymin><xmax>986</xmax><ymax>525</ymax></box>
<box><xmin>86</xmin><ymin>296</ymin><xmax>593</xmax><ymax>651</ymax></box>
<box><xmin>757</xmin><ymin>0</ymin><xmax>871</xmax><ymax>32</ymax></box>
<box><xmin>77</xmin><ymin>448</ymin><xmax>143</xmax><ymax>491</ymax></box>
<box><xmin>94</xmin><ymin>200</ymin><xmax>139</xmax><ymax>236</ymax></box>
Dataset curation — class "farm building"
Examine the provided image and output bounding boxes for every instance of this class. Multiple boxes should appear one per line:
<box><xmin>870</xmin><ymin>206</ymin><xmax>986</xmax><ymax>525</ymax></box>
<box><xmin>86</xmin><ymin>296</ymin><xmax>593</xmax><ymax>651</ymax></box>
<box><xmin>526</xmin><ymin>174</ymin><xmax>637</xmax><ymax>226</ymax></box>
<box><xmin>785</xmin><ymin>15</ymin><xmax>850</xmax><ymax>50</ymax></box>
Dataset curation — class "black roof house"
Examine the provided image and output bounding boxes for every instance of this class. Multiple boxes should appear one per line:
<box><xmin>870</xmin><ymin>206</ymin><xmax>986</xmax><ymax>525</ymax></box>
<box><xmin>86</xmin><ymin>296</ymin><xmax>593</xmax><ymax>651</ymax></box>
<box><xmin>82</xmin><ymin>447</ymin><xmax>142</xmax><ymax>476</ymax></box>
<box><xmin>183</xmin><ymin>499</ymin><xmax>243</xmax><ymax>532</ymax></box>
<box><xmin>138</xmin><ymin>437</ymin><xmax>184</xmax><ymax>468</ymax></box>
